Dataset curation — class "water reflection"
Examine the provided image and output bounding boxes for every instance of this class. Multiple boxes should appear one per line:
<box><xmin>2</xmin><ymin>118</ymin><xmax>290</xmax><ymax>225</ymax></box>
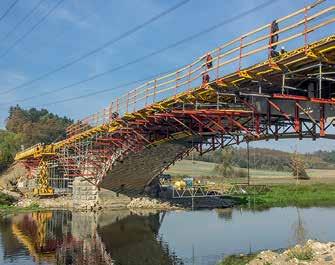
<box><xmin>0</xmin><ymin>206</ymin><xmax>335</xmax><ymax>265</ymax></box>
<box><xmin>0</xmin><ymin>210</ymin><xmax>182</xmax><ymax>265</ymax></box>
<box><xmin>292</xmin><ymin>207</ymin><xmax>308</xmax><ymax>245</ymax></box>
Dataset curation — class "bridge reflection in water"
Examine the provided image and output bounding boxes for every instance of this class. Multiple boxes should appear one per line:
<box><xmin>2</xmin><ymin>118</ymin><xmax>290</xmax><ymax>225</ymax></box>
<box><xmin>2</xmin><ymin>210</ymin><xmax>182</xmax><ymax>265</ymax></box>
<box><xmin>3</xmin><ymin>207</ymin><xmax>335</xmax><ymax>265</ymax></box>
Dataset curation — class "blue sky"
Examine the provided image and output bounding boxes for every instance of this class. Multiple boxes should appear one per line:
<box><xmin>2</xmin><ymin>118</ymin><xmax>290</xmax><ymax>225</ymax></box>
<box><xmin>0</xmin><ymin>0</ymin><xmax>334</xmax><ymax>153</ymax></box>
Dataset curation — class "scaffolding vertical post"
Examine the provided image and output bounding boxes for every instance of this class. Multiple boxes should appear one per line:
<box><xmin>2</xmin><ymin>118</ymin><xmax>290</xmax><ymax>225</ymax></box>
<box><xmin>319</xmin><ymin>62</ymin><xmax>322</xmax><ymax>98</ymax></box>
<box><xmin>153</xmin><ymin>79</ymin><xmax>157</xmax><ymax>103</ymax></box>
<box><xmin>145</xmin><ymin>84</ymin><xmax>148</xmax><ymax>106</ymax></box>
<box><xmin>238</xmin><ymin>36</ymin><xmax>244</xmax><ymax>72</ymax></box>
<box><xmin>188</xmin><ymin>65</ymin><xmax>192</xmax><ymax>90</ymax></box>
<box><xmin>247</xmin><ymin>141</ymin><xmax>250</xmax><ymax>186</ymax></box>
<box><xmin>133</xmin><ymin>89</ymin><xmax>137</xmax><ymax>112</ymax></box>
<box><xmin>282</xmin><ymin>73</ymin><xmax>286</xmax><ymax>94</ymax></box>
<box><xmin>175</xmin><ymin>70</ymin><xmax>179</xmax><ymax>98</ymax></box>
<box><xmin>320</xmin><ymin>103</ymin><xmax>325</xmax><ymax>137</ymax></box>
<box><xmin>303</xmin><ymin>7</ymin><xmax>308</xmax><ymax>52</ymax></box>
<box><xmin>126</xmin><ymin>92</ymin><xmax>130</xmax><ymax>113</ymax></box>
<box><xmin>216</xmin><ymin>47</ymin><xmax>221</xmax><ymax>80</ymax></box>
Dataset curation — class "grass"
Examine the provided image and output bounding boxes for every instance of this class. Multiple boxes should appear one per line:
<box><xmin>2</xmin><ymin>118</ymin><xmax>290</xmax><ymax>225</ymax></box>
<box><xmin>218</xmin><ymin>254</ymin><xmax>256</xmax><ymax>265</ymax></box>
<box><xmin>167</xmin><ymin>160</ymin><xmax>335</xmax><ymax>185</ymax></box>
<box><xmin>167</xmin><ymin>160</ymin><xmax>291</xmax><ymax>178</ymax></box>
<box><xmin>0</xmin><ymin>203</ymin><xmax>41</xmax><ymax>214</ymax></box>
<box><xmin>218</xmin><ymin>245</ymin><xmax>314</xmax><ymax>264</ymax></box>
<box><xmin>167</xmin><ymin>160</ymin><xmax>335</xmax><ymax>208</ymax></box>
<box><xmin>287</xmin><ymin>246</ymin><xmax>314</xmax><ymax>261</ymax></box>
<box><xmin>246</xmin><ymin>183</ymin><xmax>335</xmax><ymax>208</ymax></box>
<box><xmin>0</xmin><ymin>192</ymin><xmax>41</xmax><ymax>214</ymax></box>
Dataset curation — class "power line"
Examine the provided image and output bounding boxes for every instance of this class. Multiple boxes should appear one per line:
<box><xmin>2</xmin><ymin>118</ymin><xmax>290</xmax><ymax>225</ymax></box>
<box><xmin>34</xmin><ymin>68</ymin><xmax>178</xmax><ymax>108</ymax></box>
<box><xmin>0</xmin><ymin>0</ymin><xmax>19</xmax><ymax>23</ymax></box>
<box><xmin>19</xmin><ymin>3</ymin><xmax>95</xmax><ymax>54</ymax></box>
<box><xmin>0</xmin><ymin>0</ymin><xmax>46</xmax><ymax>43</ymax></box>
<box><xmin>5</xmin><ymin>0</ymin><xmax>278</xmax><ymax>107</ymax></box>
<box><xmin>0</xmin><ymin>0</ymin><xmax>190</xmax><ymax>95</ymax></box>
<box><xmin>0</xmin><ymin>0</ymin><xmax>65</xmax><ymax>60</ymax></box>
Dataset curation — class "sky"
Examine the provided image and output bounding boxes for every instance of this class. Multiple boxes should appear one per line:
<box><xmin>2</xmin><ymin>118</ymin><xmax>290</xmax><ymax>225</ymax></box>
<box><xmin>0</xmin><ymin>0</ymin><xmax>334</xmax><ymax>153</ymax></box>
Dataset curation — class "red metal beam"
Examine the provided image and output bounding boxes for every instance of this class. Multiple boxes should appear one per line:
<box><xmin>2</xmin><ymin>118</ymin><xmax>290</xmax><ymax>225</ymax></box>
<box><xmin>311</xmin><ymin>98</ymin><xmax>335</xmax><ymax>104</ymax></box>
<box><xmin>226</xmin><ymin>115</ymin><xmax>259</xmax><ymax>137</ymax></box>
<box><xmin>267</xmin><ymin>99</ymin><xmax>293</xmax><ymax>123</ymax></box>
<box><xmin>272</xmin><ymin>94</ymin><xmax>309</xmax><ymax>101</ymax></box>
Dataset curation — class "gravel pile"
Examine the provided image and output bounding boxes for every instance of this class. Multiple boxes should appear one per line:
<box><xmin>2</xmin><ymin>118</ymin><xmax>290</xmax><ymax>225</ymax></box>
<box><xmin>16</xmin><ymin>195</ymin><xmax>74</xmax><ymax>209</ymax></box>
<box><xmin>127</xmin><ymin>197</ymin><xmax>178</xmax><ymax>209</ymax></box>
<box><xmin>248</xmin><ymin>240</ymin><xmax>335</xmax><ymax>265</ymax></box>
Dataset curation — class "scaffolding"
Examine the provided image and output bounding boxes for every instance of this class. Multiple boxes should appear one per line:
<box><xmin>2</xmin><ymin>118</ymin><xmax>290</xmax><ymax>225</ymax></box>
<box><xmin>12</xmin><ymin>0</ymin><xmax>335</xmax><ymax>196</ymax></box>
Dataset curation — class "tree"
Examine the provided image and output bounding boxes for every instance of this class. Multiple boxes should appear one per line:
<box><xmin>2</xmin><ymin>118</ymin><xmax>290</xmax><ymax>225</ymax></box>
<box><xmin>214</xmin><ymin>147</ymin><xmax>234</xmax><ymax>177</ymax></box>
<box><xmin>0</xmin><ymin>130</ymin><xmax>23</xmax><ymax>172</ymax></box>
<box><xmin>5</xmin><ymin>105</ymin><xmax>72</xmax><ymax>147</ymax></box>
<box><xmin>0</xmin><ymin>106</ymin><xmax>73</xmax><ymax>173</ymax></box>
<box><xmin>290</xmin><ymin>151</ymin><xmax>310</xmax><ymax>180</ymax></box>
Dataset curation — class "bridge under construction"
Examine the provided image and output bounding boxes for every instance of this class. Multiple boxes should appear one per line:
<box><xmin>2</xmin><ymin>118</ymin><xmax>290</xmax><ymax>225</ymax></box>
<box><xmin>14</xmin><ymin>1</ymin><xmax>335</xmax><ymax>198</ymax></box>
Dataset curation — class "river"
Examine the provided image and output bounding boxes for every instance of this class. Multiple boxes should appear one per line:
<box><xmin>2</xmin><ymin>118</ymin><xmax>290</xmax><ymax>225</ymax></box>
<box><xmin>0</xmin><ymin>206</ymin><xmax>334</xmax><ymax>265</ymax></box>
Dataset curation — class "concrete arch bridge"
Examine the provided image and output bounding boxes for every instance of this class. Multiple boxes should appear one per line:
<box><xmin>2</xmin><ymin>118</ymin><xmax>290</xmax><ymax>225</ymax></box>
<box><xmin>14</xmin><ymin>1</ymin><xmax>335</xmax><ymax>197</ymax></box>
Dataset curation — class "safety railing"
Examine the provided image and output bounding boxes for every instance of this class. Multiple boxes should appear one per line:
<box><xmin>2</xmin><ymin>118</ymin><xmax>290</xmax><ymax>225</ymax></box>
<box><xmin>67</xmin><ymin>0</ymin><xmax>334</xmax><ymax>137</ymax></box>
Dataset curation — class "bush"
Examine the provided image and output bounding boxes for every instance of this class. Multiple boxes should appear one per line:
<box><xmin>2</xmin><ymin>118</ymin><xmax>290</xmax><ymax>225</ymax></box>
<box><xmin>233</xmin><ymin>168</ymin><xmax>248</xmax><ymax>178</ymax></box>
<box><xmin>0</xmin><ymin>192</ymin><xmax>17</xmax><ymax>206</ymax></box>
<box><xmin>214</xmin><ymin>166</ymin><xmax>248</xmax><ymax>178</ymax></box>
<box><xmin>287</xmin><ymin>246</ymin><xmax>314</xmax><ymax>261</ymax></box>
<box><xmin>219</xmin><ymin>254</ymin><xmax>256</xmax><ymax>265</ymax></box>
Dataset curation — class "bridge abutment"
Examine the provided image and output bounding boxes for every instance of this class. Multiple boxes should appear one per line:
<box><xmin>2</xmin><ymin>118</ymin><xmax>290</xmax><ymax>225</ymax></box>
<box><xmin>72</xmin><ymin>177</ymin><xmax>131</xmax><ymax>209</ymax></box>
<box><xmin>72</xmin><ymin>177</ymin><xmax>99</xmax><ymax>208</ymax></box>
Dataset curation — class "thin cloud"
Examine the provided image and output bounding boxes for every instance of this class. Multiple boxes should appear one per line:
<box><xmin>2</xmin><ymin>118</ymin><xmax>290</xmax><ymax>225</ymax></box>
<box><xmin>52</xmin><ymin>7</ymin><xmax>93</xmax><ymax>29</ymax></box>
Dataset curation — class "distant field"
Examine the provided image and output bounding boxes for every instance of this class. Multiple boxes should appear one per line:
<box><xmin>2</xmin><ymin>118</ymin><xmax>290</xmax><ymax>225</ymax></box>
<box><xmin>166</xmin><ymin>160</ymin><xmax>335</xmax><ymax>184</ymax></box>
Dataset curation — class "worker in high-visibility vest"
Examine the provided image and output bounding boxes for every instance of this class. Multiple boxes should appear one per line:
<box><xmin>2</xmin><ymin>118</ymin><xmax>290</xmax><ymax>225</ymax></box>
<box><xmin>206</xmin><ymin>54</ymin><xmax>213</xmax><ymax>69</ymax></box>
<box><xmin>269</xmin><ymin>20</ymin><xmax>279</xmax><ymax>57</ymax></box>
<box><xmin>202</xmin><ymin>73</ymin><xmax>210</xmax><ymax>86</ymax></box>
<box><xmin>201</xmin><ymin>53</ymin><xmax>213</xmax><ymax>86</ymax></box>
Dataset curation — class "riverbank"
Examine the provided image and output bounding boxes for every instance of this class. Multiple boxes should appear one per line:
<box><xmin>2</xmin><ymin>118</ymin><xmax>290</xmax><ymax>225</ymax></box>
<box><xmin>220</xmin><ymin>240</ymin><xmax>335</xmax><ymax>265</ymax></box>
<box><xmin>0</xmin><ymin>191</ymin><xmax>42</xmax><ymax>214</ymax></box>
<box><xmin>13</xmin><ymin>195</ymin><xmax>238</xmax><ymax>211</ymax></box>
<box><xmin>1</xmin><ymin>183</ymin><xmax>335</xmax><ymax>212</ymax></box>
<box><xmin>246</xmin><ymin>183</ymin><xmax>335</xmax><ymax>208</ymax></box>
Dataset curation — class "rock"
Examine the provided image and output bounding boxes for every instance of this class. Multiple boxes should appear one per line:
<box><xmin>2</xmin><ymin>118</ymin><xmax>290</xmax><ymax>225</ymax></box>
<box><xmin>247</xmin><ymin>240</ymin><xmax>335</xmax><ymax>265</ymax></box>
<box><xmin>127</xmin><ymin>197</ymin><xmax>179</xmax><ymax>210</ymax></box>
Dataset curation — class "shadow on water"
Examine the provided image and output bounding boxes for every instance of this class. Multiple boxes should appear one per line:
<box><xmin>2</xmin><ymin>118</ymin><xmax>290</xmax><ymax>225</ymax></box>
<box><xmin>1</xmin><ymin>206</ymin><xmax>335</xmax><ymax>265</ymax></box>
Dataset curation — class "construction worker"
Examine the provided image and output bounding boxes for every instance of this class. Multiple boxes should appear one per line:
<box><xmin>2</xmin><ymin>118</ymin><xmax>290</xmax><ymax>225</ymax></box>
<box><xmin>280</xmin><ymin>46</ymin><xmax>286</xmax><ymax>55</ymax></box>
<box><xmin>269</xmin><ymin>20</ymin><xmax>279</xmax><ymax>57</ymax></box>
<box><xmin>111</xmin><ymin>111</ymin><xmax>119</xmax><ymax>119</ymax></box>
<box><xmin>202</xmin><ymin>72</ymin><xmax>210</xmax><ymax>86</ymax></box>
<box><xmin>201</xmin><ymin>53</ymin><xmax>212</xmax><ymax>86</ymax></box>
<box><xmin>206</xmin><ymin>53</ymin><xmax>213</xmax><ymax>69</ymax></box>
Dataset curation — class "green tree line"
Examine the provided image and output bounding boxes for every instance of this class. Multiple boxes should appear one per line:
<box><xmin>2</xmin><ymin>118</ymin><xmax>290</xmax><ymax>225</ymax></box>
<box><xmin>0</xmin><ymin>106</ymin><xmax>72</xmax><ymax>173</ymax></box>
<box><xmin>188</xmin><ymin>147</ymin><xmax>335</xmax><ymax>171</ymax></box>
